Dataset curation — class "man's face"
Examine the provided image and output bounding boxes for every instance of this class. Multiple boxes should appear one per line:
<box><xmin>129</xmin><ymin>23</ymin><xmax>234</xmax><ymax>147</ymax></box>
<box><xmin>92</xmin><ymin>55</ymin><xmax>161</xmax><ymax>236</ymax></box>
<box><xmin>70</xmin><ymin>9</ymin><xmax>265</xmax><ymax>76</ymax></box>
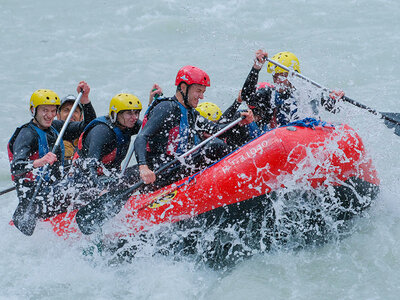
<box><xmin>33</xmin><ymin>105</ymin><xmax>57</xmax><ymax>129</ymax></box>
<box><xmin>187</xmin><ymin>84</ymin><xmax>206</xmax><ymax>108</ymax></box>
<box><xmin>117</xmin><ymin>110</ymin><xmax>140</xmax><ymax>128</ymax></box>
<box><xmin>57</xmin><ymin>102</ymin><xmax>82</xmax><ymax>122</ymax></box>
<box><xmin>273</xmin><ymin>72</ymin><xmax>293</xmax><ymax>93</ymax></box>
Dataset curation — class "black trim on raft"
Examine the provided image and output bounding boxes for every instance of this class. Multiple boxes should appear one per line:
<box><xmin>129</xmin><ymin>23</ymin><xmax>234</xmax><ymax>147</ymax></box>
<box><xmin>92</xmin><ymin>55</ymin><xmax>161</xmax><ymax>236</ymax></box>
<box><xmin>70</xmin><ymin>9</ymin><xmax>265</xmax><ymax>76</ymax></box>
<box><xmin>108</xmin><ymin>177</ymin><xmax>379</xmax><ymax>268</ymax></box>
<box><xmin>170</xmin><ymin>177</ymin><xmax>378</xmax><ymax>266</ymax></box>
<box><xmin>175</xmin><ymin>176</ymin><xmax>379</xmax><ymax>232</ymax></box>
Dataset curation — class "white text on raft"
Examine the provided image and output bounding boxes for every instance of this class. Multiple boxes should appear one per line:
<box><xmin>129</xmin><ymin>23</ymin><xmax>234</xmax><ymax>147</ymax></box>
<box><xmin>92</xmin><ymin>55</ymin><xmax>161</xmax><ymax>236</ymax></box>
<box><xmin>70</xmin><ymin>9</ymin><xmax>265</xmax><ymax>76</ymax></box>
<box><xmin>222</xmin><ymin>140</ymin><xmax>269</xmax><ymax>174</ymax></box>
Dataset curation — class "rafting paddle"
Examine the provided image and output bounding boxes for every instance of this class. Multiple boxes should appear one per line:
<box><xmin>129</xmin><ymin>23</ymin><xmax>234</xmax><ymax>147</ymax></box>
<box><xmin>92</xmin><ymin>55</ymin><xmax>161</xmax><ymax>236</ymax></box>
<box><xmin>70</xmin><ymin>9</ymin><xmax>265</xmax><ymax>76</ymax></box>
<box><xmin>76</xmin><ymin>115</ymin><xmax>245</xmax><ymax>235</ymax></box>
<box><xmin>0</xmin><ymin>186</ymin><xmax>16</xmax><ymax>196</ymax></box>
<box><xmin>12</xmin><ymin>91</ymin><xmax>84</xmax><ymax>236</ymax></box>
<box><xmin>265</xmin><ymin>57</ymin><xmax>400</xmax><ymax>135</ymax></box>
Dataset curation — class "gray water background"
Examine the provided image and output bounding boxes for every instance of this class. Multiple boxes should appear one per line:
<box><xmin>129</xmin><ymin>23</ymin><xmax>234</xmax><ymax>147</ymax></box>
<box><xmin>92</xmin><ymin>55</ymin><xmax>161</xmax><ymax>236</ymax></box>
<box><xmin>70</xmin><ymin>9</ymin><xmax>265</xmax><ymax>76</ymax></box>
<box><xmin>0</xmin><ymin>0</ymin><xmax>399</xmax><ymax>299</ymax></box>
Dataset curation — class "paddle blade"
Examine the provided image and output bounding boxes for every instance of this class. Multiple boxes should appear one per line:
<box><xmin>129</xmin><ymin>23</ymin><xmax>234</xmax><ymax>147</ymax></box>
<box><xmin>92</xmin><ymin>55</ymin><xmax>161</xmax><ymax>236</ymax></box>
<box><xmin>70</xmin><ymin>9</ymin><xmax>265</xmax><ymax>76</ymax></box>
<box><xmin>12</xmin><ymin>200</ymin><xmax>38</xmax><ymax>236</ymax></box>
<box><xmin>381</xmin><ymin>112</ymin><xmax>400</xmax><ymax>136</ymax></box>
<box><xmin>76</xmin><ymin>187</ymin><xmax>133</xmax><ymax>235</ymax></box>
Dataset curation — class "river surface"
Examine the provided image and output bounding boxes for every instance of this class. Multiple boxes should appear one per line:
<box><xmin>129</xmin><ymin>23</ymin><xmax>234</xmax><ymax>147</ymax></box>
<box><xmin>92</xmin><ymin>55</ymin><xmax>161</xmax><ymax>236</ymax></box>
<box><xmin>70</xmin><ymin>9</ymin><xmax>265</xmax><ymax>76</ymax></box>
<box><xmin>0</xmin><ymin>0</ymin><xmax>399</xmax><ymax>299</ymax></box>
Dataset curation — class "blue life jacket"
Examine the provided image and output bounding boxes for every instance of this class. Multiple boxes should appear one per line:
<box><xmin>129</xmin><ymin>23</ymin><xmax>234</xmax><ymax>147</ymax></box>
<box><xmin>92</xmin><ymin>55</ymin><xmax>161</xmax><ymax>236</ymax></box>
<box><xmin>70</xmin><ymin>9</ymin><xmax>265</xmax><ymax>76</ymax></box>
<box><xmin>176</xmin><ymin>101</ymin><xmax>201</xmax><ymax>155</ymax></box>
<box><xmin>247</xmin><ymin>121</ymin><xmax>270</xmax><ymax>139</ymax></box>
<box><xmin>274</xmin><ymin>92</ymin><xmax>298</xmax><ymax>126</ymax></box>
<box><xmin>8</xmin><ymin>122</ymin><xmax>65</xmax><ymax>182</ymax></box>
<box><xmin>80</xmin><ymin>116</ymin><xmax>131</xmax><ymax>166</ymax></box>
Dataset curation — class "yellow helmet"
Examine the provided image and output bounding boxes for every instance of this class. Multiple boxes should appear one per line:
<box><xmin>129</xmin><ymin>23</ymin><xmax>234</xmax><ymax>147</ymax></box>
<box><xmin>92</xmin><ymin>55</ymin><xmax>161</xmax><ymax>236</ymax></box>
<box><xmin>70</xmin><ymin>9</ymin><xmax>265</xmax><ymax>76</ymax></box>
<box><xmin>195</xmin><ymin>102</ymin><xmax>222</xmax><ymax>122</ymax></box>
<box><xmin>109</xmin><ymin>93</ymin><xmax>142</xmax><ymax>122</ymax></box>
<box><xmin>267</xmin><ymin>51</ymin><xmax>301</xmax><ymax>74</ymax></box>
<box><xmin>29</xmin><ymin>89</ymin><xmax>60</xmax><ymax>116</ymax></box>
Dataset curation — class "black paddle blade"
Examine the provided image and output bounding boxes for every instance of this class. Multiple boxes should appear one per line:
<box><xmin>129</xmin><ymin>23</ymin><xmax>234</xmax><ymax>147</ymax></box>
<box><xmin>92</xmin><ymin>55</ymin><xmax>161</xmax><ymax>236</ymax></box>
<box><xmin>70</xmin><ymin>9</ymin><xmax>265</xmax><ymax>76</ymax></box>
<box><xmin>381</xmin><ymin>112</ymin><xmax>400</xmax><ymax>136</ymax></box>
<box><xmin>0</xmin><ymin>186</ymin><xmax>16</xmax><ymax>196</ymax></box>
<box><xmin>12</xmin><ymin>200</ymin><xmax>38</xmax><ymax>236</ymax></box>
<box><xmin>76</xmin><ymin>187</ymin><xmax>134</xmax><ymax>235</ymax></box>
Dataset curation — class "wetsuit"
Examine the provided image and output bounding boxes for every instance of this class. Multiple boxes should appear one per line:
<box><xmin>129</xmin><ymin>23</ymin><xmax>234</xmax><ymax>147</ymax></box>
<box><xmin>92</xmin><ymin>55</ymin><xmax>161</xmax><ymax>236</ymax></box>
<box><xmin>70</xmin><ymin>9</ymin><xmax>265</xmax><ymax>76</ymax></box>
<box><xmin>8</xmin><ymin>102</ymin><xmax>96</xmax><ymax>219</ymax></box>
<box><xmin>241</xmin><ymin>67</ymin><xmax>338</xmax><ymax>134</ymax></box>
<box><xmin>216</xmin><ymin>99</ymin><xmax>255</xmax><ymax>148</ymax></box>
<box><xmin>134</xmin><ymin>96</ymin><xmax>231</xmax><ymax>189</ymax></box>
<box><xmin>71</xmin><ymin>116</ymin><xmax>142</xmax><ymax>198</ymax></box>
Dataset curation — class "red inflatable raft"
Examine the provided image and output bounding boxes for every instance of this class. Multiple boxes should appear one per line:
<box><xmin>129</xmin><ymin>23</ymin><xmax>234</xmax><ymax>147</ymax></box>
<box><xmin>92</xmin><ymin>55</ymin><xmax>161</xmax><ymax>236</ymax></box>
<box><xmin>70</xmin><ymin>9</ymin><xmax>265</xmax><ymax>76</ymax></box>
<box><xmin>44</xmin><ymin>121</ymin><xmax>379</xmax><ymax>241</ymax></box>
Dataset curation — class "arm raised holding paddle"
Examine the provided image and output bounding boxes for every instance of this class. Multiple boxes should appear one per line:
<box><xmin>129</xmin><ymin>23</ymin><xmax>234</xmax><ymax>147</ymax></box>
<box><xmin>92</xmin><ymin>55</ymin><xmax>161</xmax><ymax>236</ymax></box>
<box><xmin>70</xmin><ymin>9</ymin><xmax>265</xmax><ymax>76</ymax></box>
<box><xmin>9</xmin><ymin>81</ymin><xmax>96</xmax><ymax>236</ymax></box>
<box><xmin>265</xmin><ymin>54</ymin><xmax>400</xmax><ymax>133</ymax></box>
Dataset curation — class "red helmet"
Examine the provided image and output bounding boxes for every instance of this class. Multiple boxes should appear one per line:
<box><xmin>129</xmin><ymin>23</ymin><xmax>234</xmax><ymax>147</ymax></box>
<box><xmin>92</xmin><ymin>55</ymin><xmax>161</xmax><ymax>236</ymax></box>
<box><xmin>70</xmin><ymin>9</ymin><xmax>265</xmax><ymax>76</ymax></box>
<box><xmin>256</xmin><ymin>82</ymin><xmax>275</xmax><ymax>90</ymax></box>
<box><xmin>175</xmin><ymin>65</ymin><xmax>210</xmax><ymax>87</ymax></box>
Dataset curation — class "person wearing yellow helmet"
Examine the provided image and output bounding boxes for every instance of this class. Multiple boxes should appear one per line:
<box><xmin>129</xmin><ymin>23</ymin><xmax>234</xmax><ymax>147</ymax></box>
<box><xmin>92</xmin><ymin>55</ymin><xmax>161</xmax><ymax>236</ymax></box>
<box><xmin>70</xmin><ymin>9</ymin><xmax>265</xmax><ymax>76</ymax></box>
<box><xmin>241</xmin><ymin>49</ymin><xmax>344</xmax><ymax>131</ymax></box>
<box><xmin>195</xmin><ymin>95</ymin><xmax>255</xmax><ymax>147</ymax></box>
<box><xmin>8</xmin><ymin>81</ymin><xmax>96</xmax><ymax>219</ymax></box>
<box><xmin>71</xmin><ymin>92</ymin><xmax>145</xmax><ymax>195</ymax></box>
<box><xmin>195</xmin><ymin>102</ymin><xmax>223</xmax><ymax>122</ymax></box>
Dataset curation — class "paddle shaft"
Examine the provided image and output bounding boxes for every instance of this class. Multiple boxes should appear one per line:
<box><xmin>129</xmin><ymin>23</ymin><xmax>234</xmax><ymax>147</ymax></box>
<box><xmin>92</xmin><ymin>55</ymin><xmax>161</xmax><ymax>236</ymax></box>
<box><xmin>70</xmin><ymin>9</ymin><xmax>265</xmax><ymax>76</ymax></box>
<box><xmin>117</xmin><ymin>115</ymin><xmax>243</xmax><ymax>200</ymax></box>
<box><xmin>120</xmin><ymin>92</ymin><xmax>161</xmax><ymax>175</ymax></box>
<box><xmin>0</xmin><ymin>186</ymin><xmax>16</xmax><ymax>196</ymax></box>
<box><xmin>266</xmin><ymin>57</ymin><xmax>400</xmax><ymax>126</ymax></box>
<box><xmin>13</xmin><ymin>91</ymin><xmax>83</xmax><ymax>236</ymax></box>
<box><xmin>76</xmin><ymin>115</ymin><xmax>245</xmax><ymax>235</ymax></box>
<box><xmin>31</xmin><ymin>91</ymin><xmax>83</xmax><ymax>200</ymax></box>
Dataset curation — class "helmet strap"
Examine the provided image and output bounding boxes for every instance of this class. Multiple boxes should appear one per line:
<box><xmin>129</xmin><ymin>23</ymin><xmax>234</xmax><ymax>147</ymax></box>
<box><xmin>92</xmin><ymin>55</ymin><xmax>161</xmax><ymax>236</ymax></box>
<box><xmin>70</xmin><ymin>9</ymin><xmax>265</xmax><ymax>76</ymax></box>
<box><xmin>110</xmin><ymin>111</ymin><xmax>117</xmax><ymax>123</ymax></box>
<box><xmin>115</xmin><ymin>119</ymin><xmax>128</xmax><ymax>130</ymax></box>
<box><xmin>112</xmin><ymin>111</ymin><xmax>130</xmax><ymax>130</ymax></box>
<box><xmin>31</xmin><ymin>107</ymin><xmax>41</xmax><ymax>124</ymax></box>
<box><xmin>178</xmin><ymin>83</ymin><xmax>191</xmax><ymax>108</ymax></box>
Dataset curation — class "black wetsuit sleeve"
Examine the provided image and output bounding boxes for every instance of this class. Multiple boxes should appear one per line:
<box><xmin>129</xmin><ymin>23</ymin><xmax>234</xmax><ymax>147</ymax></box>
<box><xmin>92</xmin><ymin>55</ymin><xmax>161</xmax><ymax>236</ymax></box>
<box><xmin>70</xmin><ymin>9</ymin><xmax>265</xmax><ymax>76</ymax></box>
<box><xmin>134</xmin><ymin>102</ymin><xmax>180</xmax><ymax>166</ymax></box>
<box><xmin>241</xmin><ymin>67</ymin><xmax>261</xmax><ymax>104</ymax></box>
<box><xmin>81</xmin><ymin>102</ymin><xmax>97</xmax><ymax>124</ymax></box>
<box><xmin>10</xmin><ymin>127</ymin><xmax>37</xmax><ymax>177</ymax></box>
<box><xmin>320</xmin><ymin>93</ymin><xmax>340</xmax><ymax>113</ymax></box>
<box><xmin>83</xmin><ymin>124</ymin><xmax>116</xmax><ymax>162</ymax></box>
<box><xmin>52</xmin><ymin>102</ymin><xmax>96</xmax><ymax>141</ymax></box>
<box><xmin>82</xmin><ymin>123</ymin><xmax>116</xmax><ymax>180</ymax></box>
<box><xmin>194</xmin><ymin>110</ymin><xmax>240</xmax><ymax>143</ymax></box>
<box><xmin>220</xmin><ymin>99</ymin><xmax>242</xmax><ymax>122</ymax></box>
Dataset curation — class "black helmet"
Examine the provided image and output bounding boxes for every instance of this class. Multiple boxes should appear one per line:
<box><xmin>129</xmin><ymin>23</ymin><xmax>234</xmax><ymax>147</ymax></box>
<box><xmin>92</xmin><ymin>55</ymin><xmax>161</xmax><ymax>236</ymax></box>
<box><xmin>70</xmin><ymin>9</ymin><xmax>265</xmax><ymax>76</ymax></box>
<box><xmin>59</xmin><ymin>94</ymin><xmax>83</xmax><ymax>112</ymax></box>
<box><xmin>248</xmin><ymin>87</ymin><xmax>272</xmax><ymax>118</ymax></box>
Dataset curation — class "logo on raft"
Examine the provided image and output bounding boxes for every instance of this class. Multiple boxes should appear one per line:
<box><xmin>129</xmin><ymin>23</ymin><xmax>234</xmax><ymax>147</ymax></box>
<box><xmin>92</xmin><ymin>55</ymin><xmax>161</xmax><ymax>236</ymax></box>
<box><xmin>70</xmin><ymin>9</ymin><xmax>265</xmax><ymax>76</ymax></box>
<box><xmin>222</xmin><ymin>140</ymin><xmax>269</xmax><ymax>173</ymax></box>
<box><xmin>148</xmin><ymin>190</ymin><xmax>178</xmax><ymax>209</ymax></box>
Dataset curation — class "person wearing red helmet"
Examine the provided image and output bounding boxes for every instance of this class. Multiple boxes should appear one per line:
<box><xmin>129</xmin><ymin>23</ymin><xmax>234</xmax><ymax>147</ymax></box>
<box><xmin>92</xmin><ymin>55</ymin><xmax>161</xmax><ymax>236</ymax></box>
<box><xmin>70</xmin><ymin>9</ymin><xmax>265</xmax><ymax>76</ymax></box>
<box><xmin>134</xmin><ymin>65</ymin><xmax>253</xmax><ymax>190</ymax></box>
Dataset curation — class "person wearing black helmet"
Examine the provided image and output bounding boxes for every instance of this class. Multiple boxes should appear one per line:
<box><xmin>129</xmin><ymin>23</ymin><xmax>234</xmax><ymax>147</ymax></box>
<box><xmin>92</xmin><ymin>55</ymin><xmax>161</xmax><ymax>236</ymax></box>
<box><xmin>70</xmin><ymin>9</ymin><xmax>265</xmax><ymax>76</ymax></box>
<box><xmin>58</xmin><ymin>94</ymin><xmax>84</xmax><ymax>122</ymax></box>
<box><xmin>57</xmin><ymin>94</ymin><xmax>85</xmax><ymax>168</ymax></box>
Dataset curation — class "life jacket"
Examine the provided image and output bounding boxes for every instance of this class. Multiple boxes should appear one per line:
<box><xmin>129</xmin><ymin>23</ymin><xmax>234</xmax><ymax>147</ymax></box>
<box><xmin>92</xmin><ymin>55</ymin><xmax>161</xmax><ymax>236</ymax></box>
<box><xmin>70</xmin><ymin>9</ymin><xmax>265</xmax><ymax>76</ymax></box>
<box><xmin>63</xmin><ymin>139</ymin><xmax>78</xmax><ymax>160</ymax></box>
<box><xmin>75</xmin><ymin>116</ymin><xmax>131</xmax><ymax>173</ymax></box>
<box><xmin>270</xmin><ymin>91</ymin><xmax>298</xmax><ymax>128</ymax></box>
<box><xmin>7</xmin><ymin>122</ymin><xmax>65</xmax><ymax>182</ymax></box>
<box><xmin>142</xmin><ymin>97</ymin><xmax>200</xmax><ymax>156</ymax></box>
<box><xmin>247</xmin><ymin>121</ymin><xmax>270</xmax><ymax>139</ymax></box>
